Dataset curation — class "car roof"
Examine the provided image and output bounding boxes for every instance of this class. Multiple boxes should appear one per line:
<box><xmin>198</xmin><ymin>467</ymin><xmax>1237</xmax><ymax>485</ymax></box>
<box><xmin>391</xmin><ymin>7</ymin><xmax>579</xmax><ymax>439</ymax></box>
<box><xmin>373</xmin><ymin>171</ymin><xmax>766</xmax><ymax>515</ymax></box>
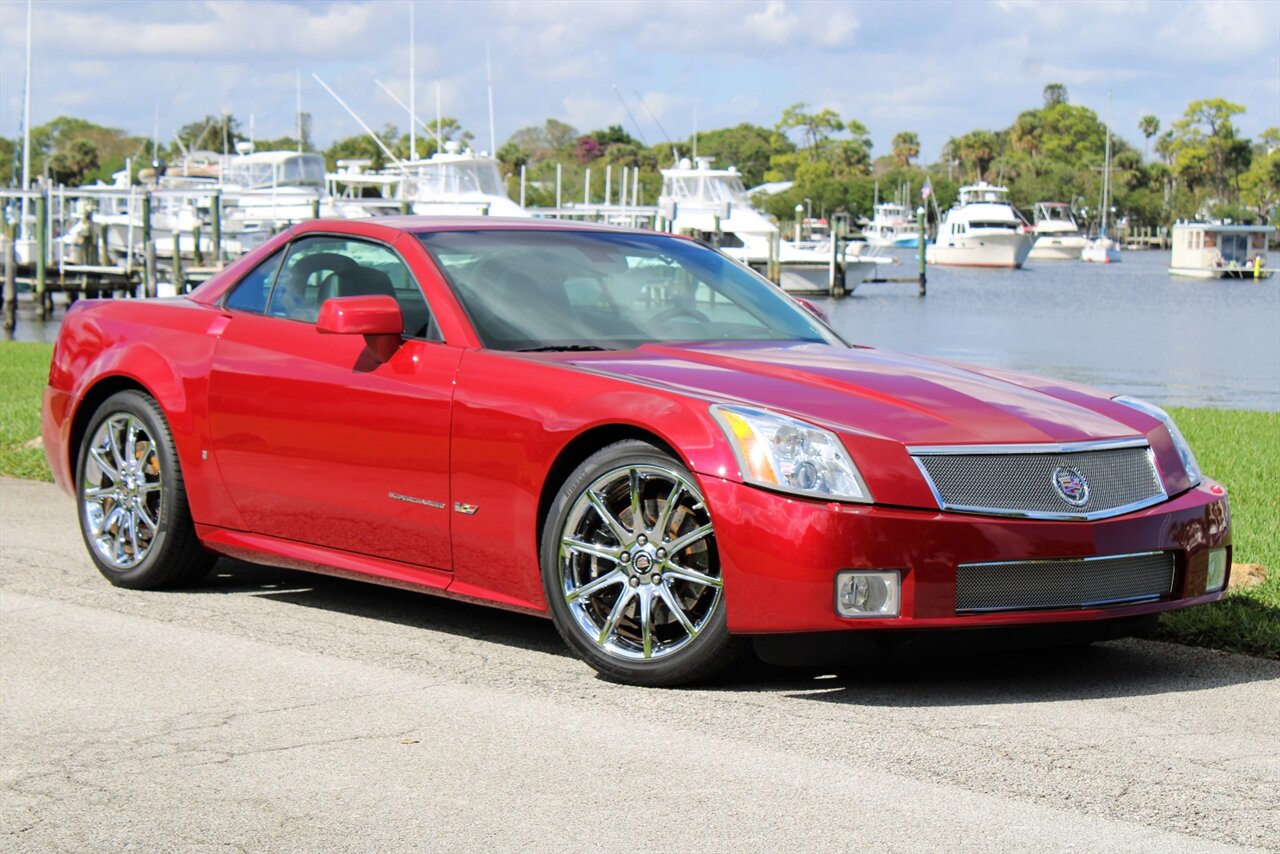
<box><xmin>297</xmin><ymin>216</ymin><xmax>665</xmax><ymax>237</ymax></box>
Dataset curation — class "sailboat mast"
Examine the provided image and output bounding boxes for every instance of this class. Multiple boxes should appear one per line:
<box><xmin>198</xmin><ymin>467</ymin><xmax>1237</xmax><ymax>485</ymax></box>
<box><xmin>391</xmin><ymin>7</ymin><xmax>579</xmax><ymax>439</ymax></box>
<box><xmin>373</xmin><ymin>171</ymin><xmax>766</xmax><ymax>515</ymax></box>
<box><xmin>486</xmin><ymin>43</ymin><xmax>496</xmax><ymax>156</ymax></box>
<box><xmin>409</xmin><ymin>2</ymin><xmax>416</xmax><ymax>161</ymax></box>
<box><xmin>1101</xmin><ymin>91</ymin><xmax>1112</xmax><ymax>236</ymax></box>
<box><xmin>20</xmin><ymin>0</ymin><xmax>32</xmax><ymax>237</ymax></box>
<box><xmin>296</xmin><ymin>68</ymin><xmax>303</xmax><ymax>153</ymax></box>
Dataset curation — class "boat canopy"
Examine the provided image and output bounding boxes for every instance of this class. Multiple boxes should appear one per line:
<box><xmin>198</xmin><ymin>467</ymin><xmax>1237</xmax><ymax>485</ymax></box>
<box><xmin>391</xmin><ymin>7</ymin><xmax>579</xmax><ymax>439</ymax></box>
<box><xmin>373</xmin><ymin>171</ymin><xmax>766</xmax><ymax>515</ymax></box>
<box><xmin>1034</xmin><ymin>202</ymin><xmax>1075</xmax><ymax>223</ymax></box>
<box><xmin>406</xmin><ymin>159</ymin><xmax>506</xmax><ymax>198</ymax></box>
<box><xmin>958</xmin><ymin>182</ymin><xmax>1010</xmax><ymax>204</ymax></box>
<box><xmin>223</xmin><ymin>153</ymin><xmax>326</xmax><ymax>190</ymax></box>
<box><xmin>661</xmin><ymin>172</ymin><xmax>749</xmax><ymax>205</ymax></box>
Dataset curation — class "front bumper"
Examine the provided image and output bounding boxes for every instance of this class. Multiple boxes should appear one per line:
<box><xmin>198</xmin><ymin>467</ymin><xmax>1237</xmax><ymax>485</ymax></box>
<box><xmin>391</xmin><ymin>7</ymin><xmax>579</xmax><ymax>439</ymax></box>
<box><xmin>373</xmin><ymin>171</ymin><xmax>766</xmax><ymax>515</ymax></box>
<box><xmin>701</xmin><ymin>476</ymin><xmax>1230</xmax><ymax>634</ymax></box>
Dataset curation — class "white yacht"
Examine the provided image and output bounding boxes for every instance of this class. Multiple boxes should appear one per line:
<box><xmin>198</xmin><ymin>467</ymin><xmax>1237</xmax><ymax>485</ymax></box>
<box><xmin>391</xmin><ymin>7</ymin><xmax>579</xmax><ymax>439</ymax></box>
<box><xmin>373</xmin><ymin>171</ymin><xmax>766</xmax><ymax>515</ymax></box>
<box><xmin>660</xmin><ymin>157</ymin><xmax>892</xmax><ymax>292</ymax></box>
<box><xmin>1028</xmin><ymin>202</ymin><xmax>1088</xmax><ymax>260</ymax></box>
<box><xmin>329</xmin><ymin>142</ymin><xmax>528</xmax><ymax>217</ymax></box>
<box><xmin>864</xmin><ymin>202</ymin><xmax>920</xmax><ymax>248</ymax></box>
<box><xmin>1168</xmin><ymin>221</ymin><xmax>1274</xmax><ymax>279</ymax></box>
<box><xmin>926</xmin><ymin>182</ymin><xmax>1034</xmax><ymax>268</ymax></box>
<box><xmin>219</xmin><ymin>148</ymin><xmax>344</xmax><ymax>230</ymax></box>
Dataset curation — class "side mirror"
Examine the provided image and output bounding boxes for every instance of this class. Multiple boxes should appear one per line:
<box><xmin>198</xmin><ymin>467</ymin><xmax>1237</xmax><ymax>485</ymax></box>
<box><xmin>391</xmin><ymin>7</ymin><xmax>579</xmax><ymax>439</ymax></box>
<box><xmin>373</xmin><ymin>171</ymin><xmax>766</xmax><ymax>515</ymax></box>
<box><xmin>317</xmin><ymin>295</ymin><xmax>403</xmax><ymax>336</ymax></box>
<box><xmin>793</xmin><ymin>297</ymin><xmax>829</xmax><ymax>324</ymax></box>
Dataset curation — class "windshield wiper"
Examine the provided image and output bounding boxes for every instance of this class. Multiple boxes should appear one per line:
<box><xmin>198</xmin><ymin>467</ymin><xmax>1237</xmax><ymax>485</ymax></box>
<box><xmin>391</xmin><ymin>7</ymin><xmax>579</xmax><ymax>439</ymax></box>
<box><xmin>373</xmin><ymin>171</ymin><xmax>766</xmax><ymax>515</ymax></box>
<box><xmin>515</xmin><ymin>344</ymin><xmax>616</xmax><ymax>352</ymax></box>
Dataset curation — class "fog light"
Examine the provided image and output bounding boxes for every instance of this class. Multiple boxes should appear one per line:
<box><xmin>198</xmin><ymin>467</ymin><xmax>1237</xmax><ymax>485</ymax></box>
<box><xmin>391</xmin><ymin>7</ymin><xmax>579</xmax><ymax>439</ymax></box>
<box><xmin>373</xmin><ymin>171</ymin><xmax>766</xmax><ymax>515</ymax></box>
<box><xmin>1206</xmin><ymin>548</ymin><xmax>1228</xmax><ymax>593</ymax></box>
<box><xmin>835</xmin><ymin>570</ymin><xmax>901</xmax><ymax>618</ymax></box>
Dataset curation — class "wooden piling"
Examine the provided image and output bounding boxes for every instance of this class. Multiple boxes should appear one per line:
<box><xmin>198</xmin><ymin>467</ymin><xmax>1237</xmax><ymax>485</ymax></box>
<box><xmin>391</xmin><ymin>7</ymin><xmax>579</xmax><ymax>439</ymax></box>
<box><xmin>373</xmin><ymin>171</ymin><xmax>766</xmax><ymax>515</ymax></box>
<box><xmin>141</xmin><ymin>192</ymin><xmax>153</xmax><ymax>296</ymax></box>
<box><xmin>172</xmin><ymin>232</ymin><xmax>182</xmax><ymax>293</ymax></box>
<box><xmin>3</xmin><ymin>225</ymin><xmax>16</xmax><ymax>336</ymax></box>
<box><xmin>917</xmin><ymin>206</ymin><xmax>927</xmax><ymax>297</ymax></box>
<box><xmin>144</xmin><ymin>240</ymin><xmax>156</xmax><ymax>299</ymax></box>
<box><xmin>211</xmin><ymin>194</ymin><xmax>223</xmax><ymax>267</ymax></box>
<box><xmin>311</xmin><ymin>198</ymin><xmax>320</xmax><ymax>219</ymax></box>
<box><xmin>35</xmin><ymin>192</ymin><xmax>49</xmax><ymax>319</ymax></box>
<box><xmin>192</xmin><ymin>224</ymin><xmax>203</xmax><ymax>267</ymax></box>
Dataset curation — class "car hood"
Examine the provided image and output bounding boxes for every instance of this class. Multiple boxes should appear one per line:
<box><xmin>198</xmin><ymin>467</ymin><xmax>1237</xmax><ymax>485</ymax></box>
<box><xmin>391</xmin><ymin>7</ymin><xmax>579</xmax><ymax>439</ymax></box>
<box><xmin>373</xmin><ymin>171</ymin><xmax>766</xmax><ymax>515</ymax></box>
<box><xmin>563</xmin><ymin>341</ymin><xmax>1148</xmax><ymax>447</ymax></box>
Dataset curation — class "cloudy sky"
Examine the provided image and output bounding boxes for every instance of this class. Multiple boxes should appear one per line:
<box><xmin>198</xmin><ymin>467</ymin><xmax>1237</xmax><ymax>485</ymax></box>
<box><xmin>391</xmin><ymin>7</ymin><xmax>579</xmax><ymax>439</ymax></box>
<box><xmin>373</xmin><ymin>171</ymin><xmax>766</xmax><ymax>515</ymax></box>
<box><xmin>1</xmin><ymin>0</ymin><xmax>1277</xmax><ymax>162</ymax></box>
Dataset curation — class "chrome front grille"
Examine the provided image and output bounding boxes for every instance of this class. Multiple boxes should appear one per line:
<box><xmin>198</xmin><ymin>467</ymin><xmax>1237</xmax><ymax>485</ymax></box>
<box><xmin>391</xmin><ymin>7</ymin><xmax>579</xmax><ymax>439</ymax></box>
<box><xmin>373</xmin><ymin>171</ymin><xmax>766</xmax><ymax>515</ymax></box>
<box><xmin>956</xmin><ymin>551</ymin><xmax>1176</xmax><ymax>613</ymax></box>
<box><xmin>910</xmin><ymin>439</ymin><xmax>1166</xmax><ymax>520</ymax></box>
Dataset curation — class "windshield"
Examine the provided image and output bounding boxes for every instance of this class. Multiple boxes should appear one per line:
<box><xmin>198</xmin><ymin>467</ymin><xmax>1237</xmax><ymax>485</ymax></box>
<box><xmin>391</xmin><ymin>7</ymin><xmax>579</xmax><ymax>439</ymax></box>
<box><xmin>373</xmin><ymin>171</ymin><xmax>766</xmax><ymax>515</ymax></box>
<box><xmin>418</xmin><ymin>230</ymin><xmax>844</xmax><ymax>351</ymax></box>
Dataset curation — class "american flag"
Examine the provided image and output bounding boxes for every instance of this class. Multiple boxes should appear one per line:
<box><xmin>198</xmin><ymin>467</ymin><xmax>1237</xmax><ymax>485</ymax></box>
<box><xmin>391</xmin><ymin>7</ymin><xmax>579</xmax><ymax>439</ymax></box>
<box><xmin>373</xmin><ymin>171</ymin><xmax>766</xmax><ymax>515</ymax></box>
<box><xmin>921</xmin><ymin>178</ymin><xmax>933</xmax><ymax>200</ymax></box>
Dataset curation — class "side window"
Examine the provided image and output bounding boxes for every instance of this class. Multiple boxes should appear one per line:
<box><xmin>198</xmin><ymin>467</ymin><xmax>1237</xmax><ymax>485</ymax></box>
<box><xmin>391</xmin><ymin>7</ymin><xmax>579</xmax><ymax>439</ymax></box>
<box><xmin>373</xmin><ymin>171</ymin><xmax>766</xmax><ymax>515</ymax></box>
<box><xmin>265</xmin><ymin>235</ymin><xmax>438</xmax><ymax>339</ymax></box>
<box><xmin>223</xmin><ymin>248</ymin><xmax>285</xmax><ymax>313</ymax></box>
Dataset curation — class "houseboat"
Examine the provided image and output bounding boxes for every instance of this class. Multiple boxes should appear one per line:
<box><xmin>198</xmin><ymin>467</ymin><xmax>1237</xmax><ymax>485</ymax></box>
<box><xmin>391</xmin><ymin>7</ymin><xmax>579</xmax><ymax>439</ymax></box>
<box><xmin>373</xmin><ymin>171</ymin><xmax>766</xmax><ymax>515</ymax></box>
<box><xmin>1169</xmin><ymin>221</ymin><xmax>1274</xmax><ymax>279</ymax></box>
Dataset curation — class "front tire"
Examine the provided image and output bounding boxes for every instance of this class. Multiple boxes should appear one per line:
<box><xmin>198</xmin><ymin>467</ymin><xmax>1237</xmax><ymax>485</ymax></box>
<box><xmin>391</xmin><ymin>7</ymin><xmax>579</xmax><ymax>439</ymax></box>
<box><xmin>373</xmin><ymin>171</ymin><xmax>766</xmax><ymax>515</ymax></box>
<box><xmin>76</xmin><ymin>390</ymin><xmax>214</xmax><ymax>589</ymax></box>
<box><xmin>541</xmin><ymin>440</ymin><xmax>743</xmax><ymax>686</ymax></box>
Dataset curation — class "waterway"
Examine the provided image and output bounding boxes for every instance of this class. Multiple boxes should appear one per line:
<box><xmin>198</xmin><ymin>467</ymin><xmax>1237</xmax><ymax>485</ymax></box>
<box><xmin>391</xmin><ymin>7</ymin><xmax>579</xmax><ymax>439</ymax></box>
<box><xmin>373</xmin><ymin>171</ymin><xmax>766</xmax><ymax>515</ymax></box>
<box><xmin>825</xmin><ymin>248</ymin><xmax>1278</xmax><ymax>411</ymax></box>
<box><xmin>6</xmin><ymin>248</ymin><xmax>1277</xmax><ymax>411</ymax></box>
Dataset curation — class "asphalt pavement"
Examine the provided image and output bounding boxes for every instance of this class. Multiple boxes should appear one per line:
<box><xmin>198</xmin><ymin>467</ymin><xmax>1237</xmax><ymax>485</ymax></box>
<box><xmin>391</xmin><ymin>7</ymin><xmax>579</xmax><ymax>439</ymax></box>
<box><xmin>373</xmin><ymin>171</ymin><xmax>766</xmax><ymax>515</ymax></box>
<box><xmin>2</xmin><ymin>476</ymin><xmax>1277</xmax><ymax>852</ymax></box>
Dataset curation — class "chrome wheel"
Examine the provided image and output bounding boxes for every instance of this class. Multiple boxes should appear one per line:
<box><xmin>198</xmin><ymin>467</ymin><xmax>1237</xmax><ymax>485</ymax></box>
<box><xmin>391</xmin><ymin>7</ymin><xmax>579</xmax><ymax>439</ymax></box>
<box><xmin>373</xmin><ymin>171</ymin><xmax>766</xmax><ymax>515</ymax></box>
<box><xmin>559</xmin><ymin>464</ymin><xmax>721</xmax><ymax>662</ymax></box>
<box><xmin>81</xmin><ymin>413</ymin><xmax>163</xmax><ymax>570</ymax></box>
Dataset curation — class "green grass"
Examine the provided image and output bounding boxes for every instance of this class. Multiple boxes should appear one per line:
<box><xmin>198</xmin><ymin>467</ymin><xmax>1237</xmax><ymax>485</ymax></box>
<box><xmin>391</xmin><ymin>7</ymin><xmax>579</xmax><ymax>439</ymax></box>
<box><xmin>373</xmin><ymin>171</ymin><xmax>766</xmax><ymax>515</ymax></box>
<box><xmin>1156</xmin><ymin>407</ymin><xmax>1280</xmax><ymax>658</ymax></box>
<box><xmin>1</xmin><ymin>341</ymin><xmax>1276</xmax><ymax>657</ymax></box>
<box><xmin>0</xmin><ymin>342</ymin><xmax>54</xmax><ymax>481</ymax></box>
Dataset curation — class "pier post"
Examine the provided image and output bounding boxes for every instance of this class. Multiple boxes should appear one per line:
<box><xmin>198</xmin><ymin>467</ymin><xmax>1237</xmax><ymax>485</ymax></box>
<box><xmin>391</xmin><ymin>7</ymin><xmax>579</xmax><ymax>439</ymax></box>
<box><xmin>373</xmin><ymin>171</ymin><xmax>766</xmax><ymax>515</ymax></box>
<box><xmin>35</xmin><ymin>192</ymin><xmax>49</xmax><ymax>319</ymax></box>
<box><xmin>916</xmin><ymin>205</ymin><xmax>927</xmax><ymax>297</ymax></box>
<box><xmin>3</xmin><ymin>224</ymin><xmax>16</xmax><ymax>336</ymax></box>
<box><xmin>555</xmin><ymin>163</ymin><xmax>562</xmax><ymax>210</ymax></box>
<box><xmin>211</xmin><ymin>194</ymin><xmax>223</xmax><ymax>267</ymax></box>
<box><xmin>144</xmin><ymin>240</ymin><xmax>156</xmax><ymax>299</ymax></box>
<box><xmin>829</xmin><ymin>223</ymin><xmax>845</xmax><ymax>298</ymax></box>
<box><xmin>399</xmin><ymin>201</ymin><xmax>411</xmax><ymax>215</ymax></box>
<box><xmin>141</xmin><ymin>192</ymin><xmax>153</xmax><ymax>297</ymax></box>
<box><xmin>172</xmin><ymin>232</ymin><xmax>183</xmax><ymax>293</ymax></box>
<box><xmin>712</xmin><ymin>214</ymin><xmax>721</xmax><ymax>250</ymax></box>
<box><xmin>311</xmin><ymin>198</ymin><xmax>320</xmax><ymax>220</ymax></box>
<box><xmin>519</xmin><ymin>165</ymin><xmax>526</xmax><ymax>209</ymax></box>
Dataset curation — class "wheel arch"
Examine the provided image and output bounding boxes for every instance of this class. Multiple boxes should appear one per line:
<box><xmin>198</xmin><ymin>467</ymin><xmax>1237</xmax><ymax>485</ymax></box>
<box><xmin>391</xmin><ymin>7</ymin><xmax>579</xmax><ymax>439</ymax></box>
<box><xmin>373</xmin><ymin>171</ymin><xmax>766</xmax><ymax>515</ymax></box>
<box><xmin>67</xmin><ymin>374</ymin><xmax>157</xmax><ymax>482</ymax></box>
<box><xmin>535</xmin><ymin>424</ymin><xmax>685</xmax><ymax>555</ymax></box>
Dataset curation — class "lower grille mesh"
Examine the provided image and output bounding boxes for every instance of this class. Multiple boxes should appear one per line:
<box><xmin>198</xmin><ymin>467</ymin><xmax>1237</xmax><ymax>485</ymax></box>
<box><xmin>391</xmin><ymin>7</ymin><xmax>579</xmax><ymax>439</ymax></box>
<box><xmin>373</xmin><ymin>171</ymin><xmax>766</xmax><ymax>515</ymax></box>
<box><xmin>956</xmin><ymin>552</ymin><xmax>1176</xmax><ymax>613</ymax></box>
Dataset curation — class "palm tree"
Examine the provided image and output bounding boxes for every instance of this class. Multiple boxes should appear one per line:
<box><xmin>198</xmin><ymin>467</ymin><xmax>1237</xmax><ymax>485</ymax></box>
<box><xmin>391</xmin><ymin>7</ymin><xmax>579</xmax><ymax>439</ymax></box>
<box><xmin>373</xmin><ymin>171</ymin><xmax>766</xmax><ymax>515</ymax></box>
<box><xmin>890</xmin><ymin>131</ymin><xmax>920</xmax><ymax>168</ymax></box>
<box><xmin>1138</xmin><ymin>115</ymin><xmax>1160</xmax><ymax>160</ymax></box>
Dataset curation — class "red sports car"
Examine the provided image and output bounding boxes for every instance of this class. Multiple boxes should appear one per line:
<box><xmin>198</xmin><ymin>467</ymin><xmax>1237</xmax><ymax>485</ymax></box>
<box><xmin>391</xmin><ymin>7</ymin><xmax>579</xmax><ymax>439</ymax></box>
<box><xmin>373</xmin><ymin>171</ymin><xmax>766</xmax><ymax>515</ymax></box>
<box><xmin>42</xmin><ymin>218</ymin><xmax>1231</xmax><ymax>685</ymax></box>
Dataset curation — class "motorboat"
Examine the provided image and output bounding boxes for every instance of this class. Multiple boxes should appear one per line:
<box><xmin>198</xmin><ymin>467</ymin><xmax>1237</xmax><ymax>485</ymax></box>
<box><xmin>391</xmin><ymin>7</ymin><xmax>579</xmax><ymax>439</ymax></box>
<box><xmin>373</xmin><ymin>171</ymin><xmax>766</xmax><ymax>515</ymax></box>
<box><xmin>1028</xmin><ymin>202</ymin><xmax>1088</xmax><ymax>260</ymax></box>
<box><xmin>660</xmin><ymin>157</ymin><xmax>893</xmax><ymax>293</ymax></box>
<box><xmin>926</xmin><ymin>182</ymin><xmax>1033</xmax><ymax>268</ymax></box>
<box><xmin>1168</xmin><ymin>221</ymin><xmax>1274</xmax><ymax>279</ymax></box>
<box><xmin>864</xmin><ymin>202</ymin><xmax>920</xmax><ymax>248</ymax></box>
<box><xmin>329</xmin><ymin>142</ymin><xmax>528</xmax><ymax>217</ymax></box>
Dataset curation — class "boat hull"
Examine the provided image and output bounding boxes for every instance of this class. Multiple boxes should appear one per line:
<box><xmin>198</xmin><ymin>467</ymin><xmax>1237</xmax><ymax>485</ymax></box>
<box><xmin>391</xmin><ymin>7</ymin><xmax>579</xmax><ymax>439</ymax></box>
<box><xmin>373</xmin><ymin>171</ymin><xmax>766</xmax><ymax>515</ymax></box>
<box><xmin>926</xmin><ymin>233</ymin><xmax>1033</xmax><ymax>268</ymax></box>
<box><xmin>1029</xmin><ymin>234</ymin><xmax>1087</xmax><ymax>260</ymax></box>
<box><xmin>1081</xmin><ymin>240</ymin><xmax>1122</xmax><ymax>264</ymax></box>
<box><xmin>1169</xmin><ymin>266</ymin><xmax>1274</xmax><ymax>280</ymax></box>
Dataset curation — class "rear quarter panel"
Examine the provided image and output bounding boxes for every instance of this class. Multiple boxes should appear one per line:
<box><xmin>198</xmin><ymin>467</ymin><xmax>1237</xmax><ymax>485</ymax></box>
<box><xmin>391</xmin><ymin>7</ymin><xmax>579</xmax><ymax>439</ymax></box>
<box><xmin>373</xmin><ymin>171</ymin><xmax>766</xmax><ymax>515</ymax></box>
<box><xmin>44</xmin><ymin>297</ymin><xmax>245</xmax><ymax>530</ymax></box>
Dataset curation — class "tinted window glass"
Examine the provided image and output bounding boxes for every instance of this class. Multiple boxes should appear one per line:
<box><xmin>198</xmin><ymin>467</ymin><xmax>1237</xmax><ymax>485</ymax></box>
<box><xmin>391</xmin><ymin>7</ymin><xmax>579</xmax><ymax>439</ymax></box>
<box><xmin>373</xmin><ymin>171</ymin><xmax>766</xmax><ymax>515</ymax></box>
<box><xmin>265</xmin><ymin>235</ymin><xmax>436</xmax><ymax>338</ymax></box>
<box><xmin>224</xmin><ymin>248</ymin><xmax>285</xmax><ymax>313</ymax></box>
<box><xmin>417</xmin><ymin>230</ymin><xmax>842</xmax><ymax>351</ymax></box>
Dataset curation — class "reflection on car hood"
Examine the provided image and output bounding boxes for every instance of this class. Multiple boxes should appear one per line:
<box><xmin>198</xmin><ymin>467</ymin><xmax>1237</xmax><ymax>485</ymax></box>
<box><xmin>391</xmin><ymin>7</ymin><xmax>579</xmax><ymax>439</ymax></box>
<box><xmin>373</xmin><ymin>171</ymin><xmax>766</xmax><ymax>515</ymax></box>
<box><xmin>563</xmin><ymin>341</ymin><xmax>1147</xmax><ymax>446</ymax></box>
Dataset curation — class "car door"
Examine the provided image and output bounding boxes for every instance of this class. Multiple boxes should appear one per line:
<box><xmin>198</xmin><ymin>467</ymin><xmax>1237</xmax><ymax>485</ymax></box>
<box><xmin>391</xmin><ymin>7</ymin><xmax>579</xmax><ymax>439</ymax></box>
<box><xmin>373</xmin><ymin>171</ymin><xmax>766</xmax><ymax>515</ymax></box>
<box><xmin>206</xmin><ymin>233</ymin><xmax>461</xmax><ymax>571</ymax></box>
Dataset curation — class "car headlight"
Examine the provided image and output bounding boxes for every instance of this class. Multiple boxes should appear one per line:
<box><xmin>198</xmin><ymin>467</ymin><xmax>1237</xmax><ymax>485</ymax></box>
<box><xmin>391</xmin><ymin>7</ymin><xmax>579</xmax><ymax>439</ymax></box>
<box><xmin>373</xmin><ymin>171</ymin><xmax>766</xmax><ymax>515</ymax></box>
<box><xmin>710</xmin><ymin>404</ymin><xmax>872</xmax><ymax>502</ymax></box>
<box><xmin>1112</xmin><ymin>395</ymin><xmax>1202</xmax><ymax>486</ymax></box>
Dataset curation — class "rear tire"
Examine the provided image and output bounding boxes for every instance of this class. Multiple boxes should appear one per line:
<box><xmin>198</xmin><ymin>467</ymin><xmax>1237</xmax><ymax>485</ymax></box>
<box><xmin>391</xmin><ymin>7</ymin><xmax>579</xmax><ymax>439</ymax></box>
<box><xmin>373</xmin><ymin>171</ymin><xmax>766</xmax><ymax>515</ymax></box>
<box><xmin>541</xmin><ymin>440</ymin><xmax>744</xmax><ymax>686</ymax></box>
<box><xmin>75</xmin><ymin>390</ymin><xmax>214</xmax><ymax>589</ymax></box>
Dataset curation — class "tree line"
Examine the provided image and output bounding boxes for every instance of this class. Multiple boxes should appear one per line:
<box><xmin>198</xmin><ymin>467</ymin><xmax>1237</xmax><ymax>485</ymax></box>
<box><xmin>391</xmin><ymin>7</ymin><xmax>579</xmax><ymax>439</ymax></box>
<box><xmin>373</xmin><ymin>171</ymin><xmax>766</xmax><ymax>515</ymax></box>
<box><xmin>4</xmin><ymin>84</ymin><xmax>1276</xmax><ymax>229</ymax></box>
